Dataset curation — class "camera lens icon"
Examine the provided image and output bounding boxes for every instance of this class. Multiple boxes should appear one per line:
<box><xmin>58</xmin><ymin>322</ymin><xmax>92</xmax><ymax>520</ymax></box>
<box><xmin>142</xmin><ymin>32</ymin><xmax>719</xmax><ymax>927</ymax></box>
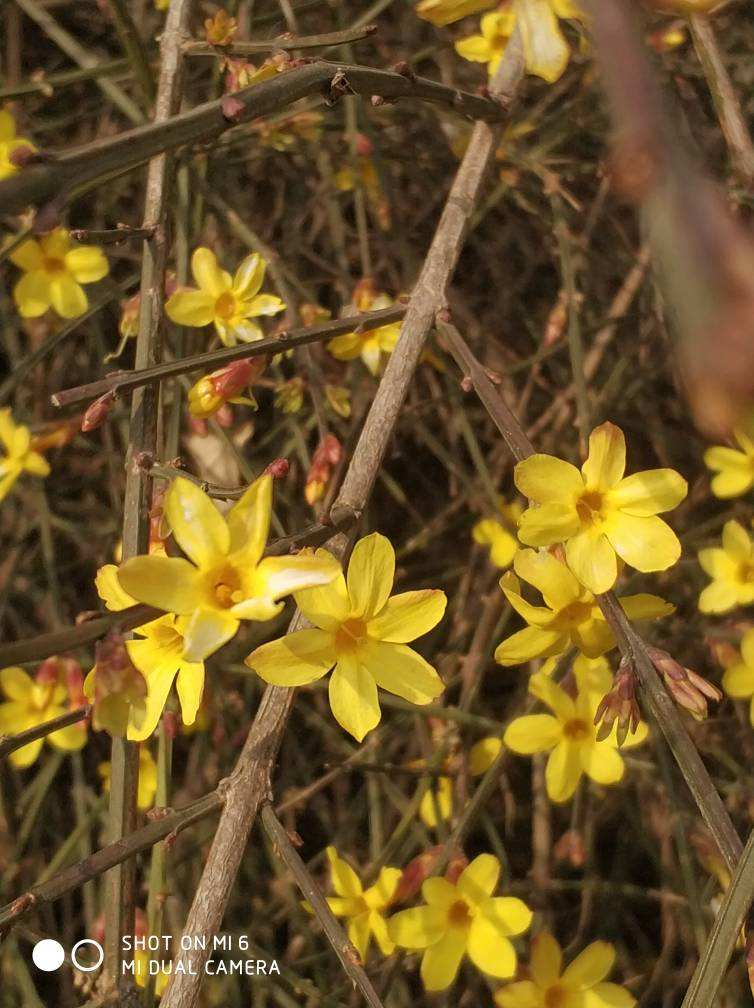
<box><xmin>32</xmin><ymin>938</ymin><xmax>104</xmax><ymax>973</ymax></box>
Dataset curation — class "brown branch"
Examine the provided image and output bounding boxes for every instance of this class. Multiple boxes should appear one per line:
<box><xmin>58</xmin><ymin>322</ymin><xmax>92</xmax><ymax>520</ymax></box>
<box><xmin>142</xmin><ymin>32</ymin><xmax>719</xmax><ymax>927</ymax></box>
<box><xmin>439</xmin><ymin>317</ymin><xmax>743</xmax><ymax>872</ymax></box>
<box><xmin>183</xmin><ymin>25</ymin><xmax>377</xmax><ymax>56</ymax></box>
<box><xmin>259</xmin><ymin>804</ymin><xmax>385</xmax><ymax>1008</ymax></box>
<box><xmin>0</xmin><ymin>62</ymin><xmax>507</xmax><ymax>216</ymax></box>
<box><xmin>159</xmin><ymin>36</ymin><xmax>526</xmax><ymax>1008</ymax></box>
<box><xmin>0</xmin><ymin>706</ymin><xmax>90</xmax><ymax>761</ymax></box>
<box><xmin>51</xmin><ymin>306</ymin><xmax>406</xmax><ymax>409</ymax></box>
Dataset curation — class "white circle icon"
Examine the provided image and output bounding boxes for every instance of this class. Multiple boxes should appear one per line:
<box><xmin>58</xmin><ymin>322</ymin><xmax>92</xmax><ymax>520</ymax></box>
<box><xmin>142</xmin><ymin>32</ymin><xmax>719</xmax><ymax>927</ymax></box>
<box><xmin>71</xmin><ymin>939</ymin><xmax>104</xmax><ymax>973</ymax></box>
<box><xmin>32</xmin><ymin>939</ymin><xmax>65</xmax><ymax>972</ymax></box>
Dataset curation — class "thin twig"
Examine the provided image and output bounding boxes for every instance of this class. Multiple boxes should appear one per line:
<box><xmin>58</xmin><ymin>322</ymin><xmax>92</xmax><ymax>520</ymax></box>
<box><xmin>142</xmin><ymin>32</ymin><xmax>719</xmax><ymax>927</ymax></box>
<box><xmin>183</xmin><ymin>25</ymin><xmax>377</xmax><ymax>56</ymax></box>
<box><xmin>0</xmin><ymin>707</ymin><xmax>90</xmax><ymax>761</ymax></box>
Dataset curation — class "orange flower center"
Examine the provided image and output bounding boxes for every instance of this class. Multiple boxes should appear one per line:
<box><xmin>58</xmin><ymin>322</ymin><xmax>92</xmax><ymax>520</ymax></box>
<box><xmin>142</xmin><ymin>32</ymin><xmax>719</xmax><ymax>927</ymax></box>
<box><xmin>209</xmin><ymin>565</ymin><xmax>242</xmax><ymax>608</ymax></box>
<box><xmin>737</xmin><ymin>561</ymin><xmax>754</xmax><ymax>584</ymax></box>
<box><xmin>545</xmin><ymin>984</ymin><xmax>568</xmax><ymax>1008</ymax></box>
<box><xmin>447</xmin><ymin>900</ymin><xmax>472</xmax><ymax>929</ymax></box>
<box><xmin>563</xmin><ymin>718</ymin><xmax>591</xmax><ymax>741</ymax></box>
<box><xmin>43</xmin><ymin>256</ymin><xmax>65</xmax><ymax>274</ymax></box>
<box><xmin>558</xmin><ymin>600</ymin><xmax>592</xmax><ymax>625</ymax></box>
<box><xmin>335</xmin><ymin>617</ymin><xmax>368</xmax><ymax>653</ymax></box>
<box><xmin>576</xmin><ymin>489</ymin><xmax>606</xmax><ymax>526</ymax></box>
<box><xmin>215</xmin><ymin>291</ymin><xmax>237</xmax><ymax>320</ymax></box>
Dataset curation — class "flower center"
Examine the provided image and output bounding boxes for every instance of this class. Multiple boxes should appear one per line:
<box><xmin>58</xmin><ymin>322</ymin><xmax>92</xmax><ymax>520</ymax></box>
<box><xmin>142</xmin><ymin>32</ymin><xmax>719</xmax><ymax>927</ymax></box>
<box><xmin>335</xmin><ymin>617</ymin><xmax>368</xmax><ymax>654</ymax></box>
<box><xmin>576</xmin><ymin>489</ymin><xmax>606</xmax><ymax>527</ymax></box>
<box><xmin>43</xmin><ymin>256</ymin><xmax>65</xmax><ymax>274</ymax></box>
<box><xmin>558</xmin><ymin>600</ymin><xmax>592</xmax><ymax>626</ymax></box>
<box><xmin>737</xmin><ymin>561</ymin><xmax>754</xmax><ymax>584</ymax></box>
<box><xmin>209</xmin><ymin>565</ymin><xmax>242</xmax><ymax>609</ymax></box>
<box><xmin>447</xmin><ymin>900</ymin><xmax>472</xmax><ymax>929</ymax></box>
<box><xmin>545</xmin><ymin>985</ymin><xmax>568</xmax><ymax>1008</ymax></box>
<box><xmin>215</xmin><ymin>291</ymin><xmax>237</xmax><ymax>320</ymax></box>
<box><xmin>563</xmin><ymin>718</ymin><xmax>591</xmax><ymax>741</ymax></box>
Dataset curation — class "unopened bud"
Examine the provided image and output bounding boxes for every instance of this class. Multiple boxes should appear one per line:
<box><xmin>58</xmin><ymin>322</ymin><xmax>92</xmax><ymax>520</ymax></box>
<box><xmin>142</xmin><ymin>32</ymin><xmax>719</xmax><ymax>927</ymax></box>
<box><xmin>264</xmin><ymin>457</ymin><xmax>290</xmax><ymax>479</ymax></box>
<box><xmin>81</xmin><ymin>390</ymin><xmax>116</xmax><ymax>432</ymax></box>
<box><xmin>594</xmin><ymin>658</ymin><xmax>642</xmax><ymax>745</ymax></box>
<box><xmin>648</xmin><ymin>646</ymin><xmax>722</xmax><ymax>720</ymax></box>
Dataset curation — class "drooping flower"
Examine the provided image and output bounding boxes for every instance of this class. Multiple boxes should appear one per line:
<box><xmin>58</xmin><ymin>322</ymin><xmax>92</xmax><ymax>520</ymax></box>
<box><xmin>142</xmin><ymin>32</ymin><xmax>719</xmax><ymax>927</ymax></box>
<box><xmin>116</xmin><ymin>474</ymin><xmax>340</xmax><ymax>662</ymax></box>
<box><xmin>455</xmin><ymin>0</ymin><xmax>582</xmax><ymax>84</ymax></box>
<box><xmin>388</xmin><ymin>854</ymin><xmax>532</xmax><ymax>991</ymax></box>
<box><xmin>245</xmin><ymin>533</ymin><xmax>446</xmax><ymax>741</ymax></box>
<box><xmin>0</xmin><ymin>109</ymin><xmax>35</xmax><ymax>179</ymax></box>
<box><xmin>0</xmin><ymin>664</ymin><xmax>86</xmax><ymax>768</ymax></box>
<box><xmin>10</xmin><ymin>228</ymin><xmax>109</xmax><ymax>319</ymax></box>
<box><xmin>165</xmin><ymin>247</ymin><xmax>285</xmax><ymax>347</ymax></box>
<box><xmin>416</xmin><ymin>0</ymin><xmax>494</xmax><ymax>27</ymax></box>
<box><xmin>515</xmin><ymin>422</ymin><xmax>687</xmax><ymax>594</ymax></box>
<box><xmin>704</xmin><ymin>429</ymin><xmax>754</xmax><ymax>499</ymax></box>
<box><xmin>698</xmin><ymin>519</ymin><xmax>754</xmax><ymax>614</ymax></box>
<box><xmin>305</xmin><ymin>434</ymin><xmax>342</xmax><ymax>506</ymax></box>
<box><xmin>495</xmin><ymin>931</ymin><xmax>636</xmax><ymax>1008</ymax></box>
<box><xmin>320</xmin><ymin>847</ymin><xmax>401</xmax><ymax>961</ymax></box>
<box><xmin>503</xmin><ymin>665</ymin><xmax>647</xmax><ymax>802</ymax></box>
<box><xmin>99</xmin><ymin>745</ymin><xmax>158</xmax><ymax>810</ymax></box>
<box><xmin>495</xmin><ymin>548</ymin><xmax>673</xmax><ymax>665</ymax></box>
<box><xmin>187</xmin><ymin>357</ymin><xmax>264</xmax><ymax>419</ymax></box>
<box><xmin>83</xmin><ymin>632</ymin><xmax>148</xmax><ymax>738</ymax></box>
<box><xmin>327</xmin><ymin>280</ymin><xmax>402</xmax><ymax>376</ymax></box>
<box><xmin>716</xmin><ymin>628</ymin><xmax>754</xmax><ymax>726</ymax></box>
<box><xmin>0</xmin><ymin>409</ymin><xmax>50</xmax><ymax>503</ymax></box>
<box><xmin>472</xmin><ymin>499</ymin><xmax>522</xmax><ymax>569</ymax></box>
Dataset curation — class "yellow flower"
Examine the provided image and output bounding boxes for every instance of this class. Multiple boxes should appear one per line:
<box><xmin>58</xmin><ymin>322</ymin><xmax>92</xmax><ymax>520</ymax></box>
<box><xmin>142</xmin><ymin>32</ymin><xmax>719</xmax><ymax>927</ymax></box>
<box><xmin>503</xmin><ymin>665</ymin><xmax>647</xmax><ymax>802</ymax></box>
<box><xmin>133</xmin><ymin>947</ymin><xmax>170</xmax><ymax>994</ymax></box>
<box><xmin>322</xmin><ymin>847</ymin><xmax>401</xmax><ymax>961</ymax></box>
<box><xmin>116</xmin><ymin>474</ymin><xmax>340</xmax><ymax>662</ymax></box>
<box><xmin>245</xmin><ymin>533</ymin><xmax>446</xmax><ymax>741</ymax></box>
<box><xmin>327</xmin><ymin>281</ymin><xmax>402</xmax><ymax>376</ymax></box>
<box><xmin>416</xmin><ymin>0</ymin><xmax>495</xmax><ymax>27</ymax></box>
<box><xmin>0</xmin><ymin>409</ymin><xmax>50</xmax><ymax>502</ymax></box>
<box><xmin>0</xmin><ymin>665</ymin><xmax>86</xmax><ymax>768</ymax></box>
<box><xmin>388</xmin><ymin>853</ymin><xmax>532</xmax><ymax>991</ymax></box>
<box><xmin>698</xmin><ymin>519</ymin><xmax>754</xmax><ymax>614</ymax></box>
<box><xmin>420</xmin><ymin>776</ymin><xmax>454</xmax><ymax>828</ymax></box>
<box><xmin>99</xmin><ymin>745</ymin><xmax>158</xmax><ymax>810</ymax></box>
<box><xmin>455</xmin><ymin>0</ymin><xmax>582</xmax><ymax>84</ymax></box>
<box><xmin>495</xmin><ymin>932</ymin><xmax>636</xmax><ymax>1008</ymax></box>
<box><xmin>515</xmin><ymin>422</ymin><xmax>687</xmax><ymax>594</ymax></box>
<box><xmin>495</xmin><ymin>548</ymin><xmax>673</xmax><ymax>665</ymax></box>
<box><xmin>704</xmin><ymin>428</ymin><xmax>754</xmax><ymax>499</ymax></box>
<box><xmin>719</xmin><ymin>628</ymin><xmax>754</xmax><ymax>725</ymax></box>
<box><xmin>472</xmin><ymin>499</ymin><xmax>522</xmax><ymax>568</ymax></box>
<box><xmin>11</xmin><ymin>228</ymin><xmax>109</xmax><ymax>319</ymax></box>
<box><xmin>165</xmin><ymin>247</ymin><xmax>285</xmax><ymax>347</ymax></box>
<box><xmin>469</xmin><ymin>735</ymin><xmax>503</xmax><ymax>774</ymax></box>
<box><xmin>0</xmin><ymin>109</ymin><xmax>35</xmax><ymax>179</ymax></box>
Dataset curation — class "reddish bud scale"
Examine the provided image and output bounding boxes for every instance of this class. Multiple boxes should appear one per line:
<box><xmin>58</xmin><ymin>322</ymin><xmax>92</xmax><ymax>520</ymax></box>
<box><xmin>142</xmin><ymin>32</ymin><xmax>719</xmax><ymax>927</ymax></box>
<box><xmin>264</xmin><ymin>458</ymin><xmax>290</xmax><ymax>479</ymax></box>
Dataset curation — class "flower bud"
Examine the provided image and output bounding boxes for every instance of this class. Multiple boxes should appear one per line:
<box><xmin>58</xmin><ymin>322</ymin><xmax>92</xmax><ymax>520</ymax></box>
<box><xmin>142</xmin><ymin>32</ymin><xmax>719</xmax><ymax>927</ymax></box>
<box><xmin>593</xmin><ymin>657</ymin><xmax>641</xmax><ymax>745</ymax></box>
<box><xmin>264</xmin><ymin>457</ymin><xmax>290</xmax><ymax>479</ymax></box>
<box><xmin>188</xmin><ymin>357</ymin><xmax>265</xmax><ymax>419</ymax></box>
<box><xmin>82</xmin><ymin>390</ymin><xmax>116</xmax><ymax>432</ymax></box>
<box><xmin>305</xmin><ymin>435</ymin><xmax>343</xmax><ymax>507</ymax></box>
<box><xmin>648</xmin><ymin>646</ymin><xmax>722</xmax><ymax>720</ymax></box>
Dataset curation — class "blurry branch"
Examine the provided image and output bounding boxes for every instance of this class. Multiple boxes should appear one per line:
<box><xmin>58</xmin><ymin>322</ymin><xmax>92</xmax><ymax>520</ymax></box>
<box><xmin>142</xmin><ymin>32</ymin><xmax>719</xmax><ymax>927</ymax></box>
<box><xmin>0</xmin><ymin>790</ymin><xmax>223</xmax><ymax>933</ymax></box>
<box><xmin>0</xmin><ymin>57</ymin><xmax>132</xmax><ymax>101</ymax></box>
<box><xmin>183</xmin><ymin>25</ymin><xmax>377</xmax><ymax>55</ymax></box>
<box><xmin>585</xmin><ymin>0</ymin><xmax>754</xmax><ymax>437</ymax></box>
<box><xmin>160</xmin><ymin>36</ymin><xmax>526</xmax><ymax>1008</ymax></box>
<box><xmin>105</xmin><ymin>0</ymin><xmax>191</xmax><ymax>984</ymax></box>
<box><xmin>12</xmin><ymin>0</ymin><xmax>146</xmax><ymax>125</ymax></box>
<box><xmin>681</xmin><ymin>825</ymin><xmax>754</xmax><ymax>1008</ymax></box>
<box><xmin>689</xmin><ymin>15</ymin><xmax>754</xmax><ymax>185</ymax></box>
<box><xmin>51</xmin><ymin>306</ymin><xmax>406</xmax><ymax>409</ymax></box>
<box><xmin>0</xmin><ymin>706</ymin><xmax>90</xmax><ymax>761</ymax></box>
<box><xmin>439</xmin><ymin>318</ymin><xmax>742</xmax><ymax>873</ymax></box>
<box><xmin>0</xmin><ymin>62</ymin><xmax>507</xmax><ymax>216</ymax></box>
<box><xmin>260</xmin><ymin>805</ymin><xmax>386</xmax><ymax>1008</ymax></box>
<box><xmin>104</xmin><ymin>0</ymin><xmax>155</xmax><ymax>109</ymax></box>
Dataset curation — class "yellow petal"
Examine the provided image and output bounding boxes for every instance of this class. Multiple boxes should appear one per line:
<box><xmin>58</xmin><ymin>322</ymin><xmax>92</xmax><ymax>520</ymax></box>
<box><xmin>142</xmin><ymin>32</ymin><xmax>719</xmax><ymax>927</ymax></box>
<box><xmin>580</xmin><ymin>742</ymin><xmax>624</xmax><ymax>786</ymax></box>
<box><xmin>530</xmin><ymin>931</ymin><xmax>563</xmax><ymax>987</ymax></box>
<box><xmin>11</xmin><ymin>737</ymin><xmax>44</xmax><ymax>768</ymax></box>
<box><xmin>117</xmin><ymin>555</ymin><xmax>201</xmax><ymax>613</ymax></box>
<box><xmin>368</xmin><ymin>911</ymin><xmax>395</xmax><ymax>956</ymax></box>
<box><xmin>9</xmin><ymin>237</ymin><xmax>43</xmax><ymax>271</ymax></box>
<box><xmin>233</xmin><ymin>252</ymin><xmax>265</xmax><ymax>299</ymax></box>
<box><xmin>513</xmin><ymin>548</ymin><xmax>581</xmax><ymax>610</ymax></box>
<box><xmin>0</xmin><ymin>666</ymin><xmax>32</xmax><ymax>700</ymax></box>
<box><xmin>244</xmin><ymin>293</ymin><xmax>285</xmax><ymax>318</ymax></box>
<box><xmin>347</xmin><ymin>912</ymin><xmax>371</xmax><ymax>962</ymax></box>
<box><xmin>529</xmin><ymin>671</ymin><xmax>576</xmax><ymax>721</ymax></box>
<box><xmin>254</xmin><ymin>551</ymin><xmax>342</xmax><ymax>602</ymax></box>
<box><xmin>466</xmin><ymin>919</ymin><xmax>516</xmax><ymax>978</ymax></box>
<box><xmin>469</xmin><ymin>736</ymin><xmax>502</xmax><ymax>775</ymax></box>
<box><xmin>517</xmin><ymin>0</ymin><xmax>571</xmax><ymax>82</ymax></box>
<box><xmin>166</xmin><ymin>477</ymin><xmax>229</xmax><ymax>567</ymax></box>
<box><xmin>165</xmin><ymin>289</ymin><xmax>216</xmax><ymax>327</ymax></box>
<box><xmin>515</xmin><ymin>454</ymin><xmax>583</xmax><ymax>503</ymax></box>
<box><xmin>14</xmin><ymin>270</ymin><xmax>52</xmax><ymax>317</ymax></box>
<box><xmin>590</xmin><ymin>982</ymin><xmax>636</xmax><ymax>1008</ymax></box>
<box><xmin>722</xmin><ymin>662</ymin><xmax>754</xmax><ymax>699</ymax></box>
<box><xmin>347</xmin><ymin>533</ymin><xmax>395</xmax><ymax>618</ymax></box>
<box><xmin>367</xmin><ymin>589</ymin><xmax>446</xmax><ymax>643</ymax></box>
<box><xmin>362</xmin><ymin>640</ymin><xmax>443</xmax><ymax>705</ymax></box>
<box><xmin>562</xmin><ymin>940</ymin><xmax>615</xmax><ymax>988</ymax></box>
<box><xmin>482</xmin><ymin>896</ymin><xmax>532</xmax><ymax>937</ymax></box>
<box><xmin>328</xmin><ymin>656</ymin><xmax>380</xmax><ymax>741</ymax></box>
<box><xmin>388</xmin><ymin>905</ymin><xmax>446</xmax><ymax>949</ymax></box>
<box><xmin>458</xmin><ymin>853</ymin><xmax>500</xmax><ymax>904</ymax></box>
<box><xmin>722</xmin><ymin>519</ymin><xmax>752</xmax><ymax>560</ymax></box>
<box><xmin>619</xmin><ymin>593</ymin><xmax>674</xmax><ymax>621</ymax></box>
<box><xmin>64</xmin><ymin>245</ymin><xmax>109</xmax><ymax>283</ymax></box>
<box><xmin>175</xmin><ymin>660</ymin><xmax>205</xmax><ymax>726</ymax></box>
<box><xmin>191</xmin><ymin>247</ymin><xmax>228</xmax><ymax>297</ymax></box>
<box><xmin>365</xmin><ymin>867</ymin><xmax>401</xmax><ymax>911</ymax></box>
<box><xmin>582</xmin><ymin>422</ymin><xmax>626</xmax><ymax>489</ymax></box>
<box><xmin>227</xmin><ymin>473</ymin><xmax>272</xmax><ymax>563</ymax></box>
<box><xmin>327</xmin><ymin>332</ymin><xmax>363</xmax><ymax>360</ymax></box>
<box><xmin>96</xmin><ymin>563</ymin><xmax>137</xmax><ymax>611</ymax></box>
<box><xmin>473</xmin><ymin>519</ymin><xmax>518</xmax><ymax>568</ymax></box>
<box><xmin>422</xmin><ymin>877</ymin><xmax>457</xmax><ymax>908</ymax></box>
<box><xmin>244</xmin><ymin>629</ymin><xmax>334</xmax><ymax>686</ymax></box>
<box><xmin>294</xmin><ymin>567</ymin><xmax>350</xmax><ymax>631</ymax></box>
<box><xmin>327</xmin><ymin>846</ymin><xmax>363</xmax><ymax>898</ymax></box>
<box><xmin>455</xmin><ymin>34</ymin><xmax>494</xmax><ymax>63</ymax></box>
<box><xmin>137</xmin><ymin>749</ymin><xmax>158</xmax><ymax>809</ymax></box>
<box><xmin>611</xmin><ymin>469</ymin><xmax>687</xmax><ymax>516</ymax></box>
<box><xmin>552</xmin><ymin>0</ymin><xmax>582</xmax><ymax>15</ymax></box>
<box><xmin>49</xmin><ymin>275</ymin><xmax>88</xmax><ymax>319</ymax></box>
<box><xmin>545</xmin><ymin>739</ymin><xmax>582</xmax><ymax>802</ymax></box>
<box><xmin>518</xmin><ymin>502</ymin><xmax>581</xmax><ymax>547</ymax></box>
<box><xmin>495</xmin><ymin>626</ymin><xmax>568</xmax><ymax>665</ymax></box>
<box><xmin>420</xmin><ymin>931</ymin><xmax>466</xmax><ymax>992</ymax></box>
<box><xmin>48</xmin><ymin>720</ymin><xmax>87</xmax><ymax>752</ymax></box>
<box><xmin>181</xmin><ymin>607</ymin><xmax>238</xmax><ymax>661</ymax></box>
<box><xmin>565</xmin><ymin>530</ymin><xmax>617</xmax><ymax>594</ymax></box>
<box><xmin>604</xmin><ymin>513</ymin><xmax>680</xmax><ymax>574</ymax></box>
<box><xmin>416</xmin><ymin>0</ymin><xmax>496</xmax><ymax>28</ymax></box>
<box><xmin>420</xmin><ymin>777</ymin><xmax>453</xmax><ymax>828</ymax></box>
<box><xmin>494</xmin><ymin>980</ymin><xmax>541</xmax><ymax>1008</ymax></box>
<box><xmin>500</xmin><ymin>572</ymin><xmax>557</xmax><ymax>626</ymax></box>
<box><xmin>504</xmin><ymin>713</ymin><xmax>561</xmax><ymax>753</ymax></box>
<box><xmin>698</xmin><ymin>581</ymin><xmax>739</xmax><ymax>615</ymax></box>
<box><xmin>126</xmin><ymin>660</ymin><xmax>177</xmax><ymax>742</ymax></box>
